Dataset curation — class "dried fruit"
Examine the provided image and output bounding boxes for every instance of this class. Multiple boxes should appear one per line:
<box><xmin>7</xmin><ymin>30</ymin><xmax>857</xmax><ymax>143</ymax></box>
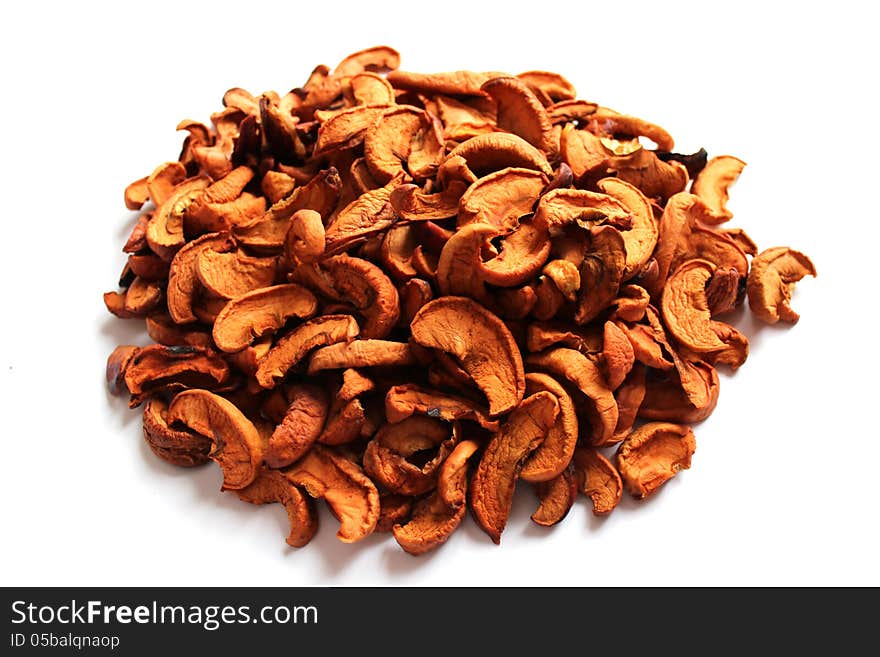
<box><xmin>471</xmin><ymin>392</ymin><xmax>559</xmax><ymax>543</ymax></box>
<box><xmin>392</xmin><ymin>481</ymin><xmax>468</xmax><ymax>555</ymax></box>
<box><xmin>482</xmin><ymin>77</ymin><xmax>554</xmax><ymax>153</ymax></box>
<box><xmin>573</xmin><ymin>447</ymin><xmax>622</xmax><ymax>516</ymax></box>
<box><xmin>596</xmin><ymin>177</ymin><xmax>657</xmax><ymax>279</ymax></box>
<box><xmin>616</xmin><ymin>422</ymin><xmax>696</xmax><ymax>499</ymax></box>
<box><xmin>167</xmin><ymin>233</ymin><xmax>236</xmax><ymax>323</ymax></box>
<box><xmin>166</xmin><ymin>390</ymin><xmax>263</xmax><ymax>490</ymax></box>
<box><xmin>105</xmin><ymin>47</ymin><xmax>814</xmax><ymax>554</ymax></box>
<box><xmin>265</xmin><ymin>384</ymin><xmax>329</xmax><ymax>468</ymax></box>
<box><xmin>530</xmin><ymin>466</ymin><xmax>578</xmax><ymax>526</ymax></box>
<box><xmin>284</xmin><ymin>446</ymin><xmax>379</xmax><ymax>543</ymax></box>
<box><xmin>411</xmin><ymin>296</ymin><xmax>525</xmax><ymax>416</ymax></box>
<box><xmin>142</xmin><ymin>397</ymin><xmax>212</xmax><ymax>467</ymax></box>
<box><xmin>526</xmin><ymin>348</ymin><xmax>618</xmax><ymax>446</ymax></box>
<box><xmin>364</xmin><ymin>106</ymin><xmax>443</xmax><ymax>183</ymax></box>
<box><xmin>691</xmin><ymin>156</ymin><xmax>746</xmax><ymax>223</ymax></box>
<box><xmin>661</xmin><ymin>260</ymin><xmax>729</xmax><ymax>353</ymax></box>
<box><xmin>237</xmin><ymin>468</ymin><xmax>318</xmax><ymax>547</ymax></box>
<box><xmin>196</xmin><ymin>249</ymin><xmax>277</xmax><ymax>299</ymax></box>
<box><xmin>212</xmin><ymin>284</ymin><xmax>318</xmax><ymax>352</ymax></box>
<box><xmin>122</xmin><ymin>345</ymin><xmax>231</xmax><ymax>408</ymax></box>
<box><xmin>457</xmin><ymin>167</ymin><xmax>547</xmax><ymax>232</ymax></box>
<box><xmin>376</xmin><ymin>493</ymin><xmax>413</xmax><ymax>532</ymax></box>
<box><xmin>285</xmin><ymin>210</ymin><xmax>326</xmax><ymax>265</ymax></box>
<box><xmin>106</xmin><ymin>345</ymin><xmax>139</xmax><ymax>395</ymax></box>
<box><xmin>384</xmin><ymin>384</ymin><xmax>498</xmax><ymax>430</ymax></box>
<box><xmin>255</xmin><ymin>314</ymin><xmax>360</xmax><ymax>388</ymax></box>
<box><xmin>448</xmin><ymin>133</ymin><xmax>552</xmax><ymax>178</ymax></box>
<box><xmin>747</xmin><ymin>247</ymin><xmax>816</xmax><ymax>324</ymax></box>
<box><xmin>519</xmin><ymin>373</ymin><xmax>578</xmax><ymax>483</ymax></box>
<box><xmin>363</xmin><ymin>416</ymin><xmax>453</xmax><ymax>495</ymax></box>
<box><xmin>307</xmin><ymin>339</ymin><xmax>415</xmax><ymax>373</ymax></box>
<box><xmin>323</xmin><ymin>255</ymin><xmax>400</xmax><ymax>338</ymax></box>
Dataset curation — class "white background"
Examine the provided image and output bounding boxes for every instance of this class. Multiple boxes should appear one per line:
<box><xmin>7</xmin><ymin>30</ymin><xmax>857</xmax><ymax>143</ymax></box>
<box><xmin>1</xmin><ymin>0</ymin><xmax>877</xmax><ymax>587</ymax></box>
